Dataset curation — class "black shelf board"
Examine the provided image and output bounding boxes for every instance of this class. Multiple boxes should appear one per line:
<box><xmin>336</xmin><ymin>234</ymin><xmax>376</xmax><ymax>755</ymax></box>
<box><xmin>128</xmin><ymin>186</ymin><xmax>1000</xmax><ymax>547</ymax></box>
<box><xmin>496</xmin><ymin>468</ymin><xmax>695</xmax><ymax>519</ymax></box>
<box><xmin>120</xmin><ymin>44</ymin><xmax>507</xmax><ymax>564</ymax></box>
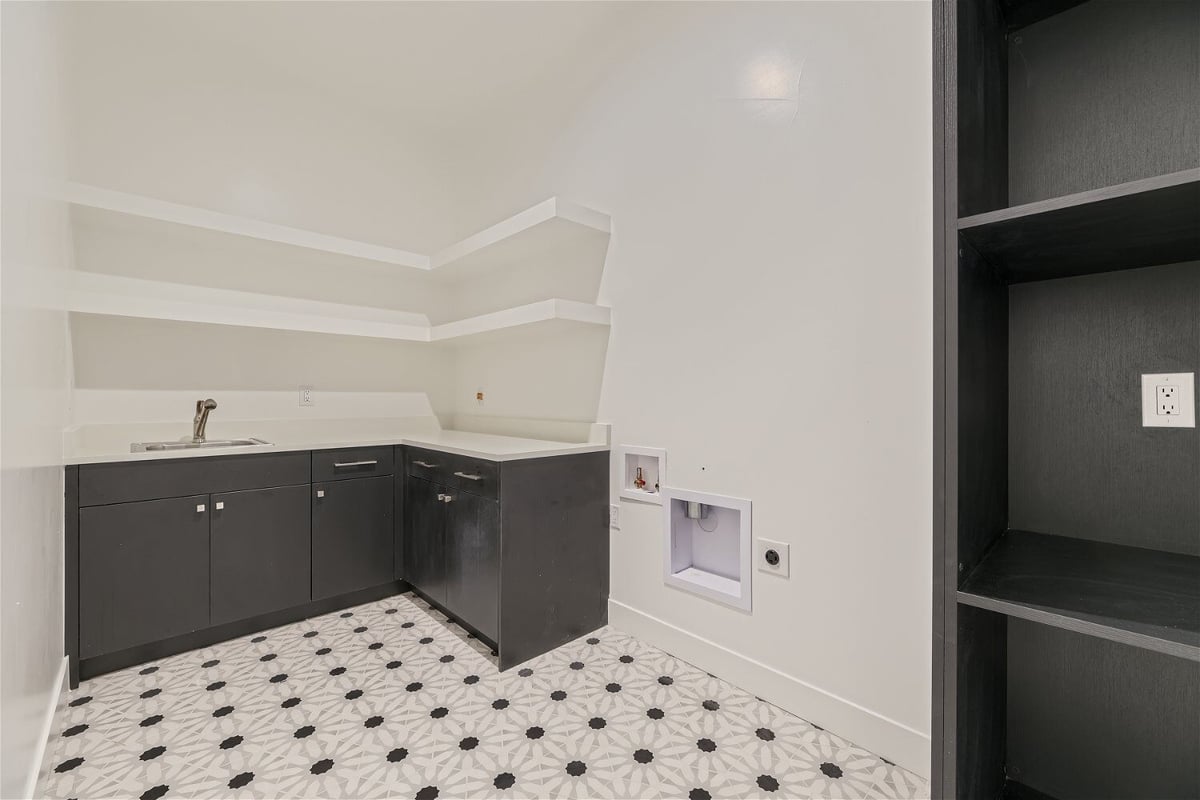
<box><xmin>999</xmin><ymin>0</ymin><xmax>1090</xmax><ymax>32</ymax></box>
<box><xmin>999</xmin><ymin>780</ymin><xmax>1059</xmax><ymax>800</ymax></box>
<box><xmin>958</xmin><ymin>169</ymin><xmax>1200</xmax><ymax>283</ymax></box>
<box><xmin>958</xmin><ymin>530</ymin><xmax>1200</xmax><ymax>660</ymax></box>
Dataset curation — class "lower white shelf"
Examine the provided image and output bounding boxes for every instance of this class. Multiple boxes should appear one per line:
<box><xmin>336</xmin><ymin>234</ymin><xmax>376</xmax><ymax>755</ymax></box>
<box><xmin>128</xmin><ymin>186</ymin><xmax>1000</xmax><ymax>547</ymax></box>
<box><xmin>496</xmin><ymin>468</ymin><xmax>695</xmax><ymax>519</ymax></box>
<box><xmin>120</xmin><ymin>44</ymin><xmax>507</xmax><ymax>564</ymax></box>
<box><xmin>67</xmin><ymin>272</ymin><xmax>610</xmax><ymax>344</ymax></box>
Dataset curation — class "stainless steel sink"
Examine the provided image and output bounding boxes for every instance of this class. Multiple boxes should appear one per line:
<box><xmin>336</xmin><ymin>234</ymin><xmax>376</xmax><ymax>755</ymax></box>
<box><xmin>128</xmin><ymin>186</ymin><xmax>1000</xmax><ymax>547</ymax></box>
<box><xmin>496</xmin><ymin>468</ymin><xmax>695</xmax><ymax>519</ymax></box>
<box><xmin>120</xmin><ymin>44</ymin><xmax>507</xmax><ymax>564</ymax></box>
<box><xmin>130</xmin><ymin>438</ymin><xmax>271</xmax><ymax>453</ymax></box>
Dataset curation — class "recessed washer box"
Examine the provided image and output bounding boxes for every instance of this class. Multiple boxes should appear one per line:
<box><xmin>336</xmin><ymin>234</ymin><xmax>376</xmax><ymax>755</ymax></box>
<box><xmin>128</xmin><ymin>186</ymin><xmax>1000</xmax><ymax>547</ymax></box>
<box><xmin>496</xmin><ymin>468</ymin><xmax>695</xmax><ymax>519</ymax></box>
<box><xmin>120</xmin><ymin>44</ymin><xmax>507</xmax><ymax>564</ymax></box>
<box><xmin>619</xmin><ymin>445</ymin><xmax>666</xmax><ymax>504</ymax></box>
<box><xmin>662</xmin><ymin>487</ymin><xmax>752</xmax><ymax>611</ymax></box>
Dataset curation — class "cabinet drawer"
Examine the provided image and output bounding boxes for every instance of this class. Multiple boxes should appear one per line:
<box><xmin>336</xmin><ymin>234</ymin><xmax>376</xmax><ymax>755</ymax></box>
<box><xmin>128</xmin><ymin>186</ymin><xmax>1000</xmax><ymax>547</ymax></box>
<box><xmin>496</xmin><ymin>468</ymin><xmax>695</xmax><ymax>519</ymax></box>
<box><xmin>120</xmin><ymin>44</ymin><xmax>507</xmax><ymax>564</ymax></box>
<box><xmin>404</xmin><ymin>446</ymin><xmax>451</xmax><ymax>484</ymax></box>
<box><xmin>446</xmin><ymin>456</ymin><xmax>500</xmax><ymax>500</ymax></box>
<box><xmin>79</xmin><ymin>451</ymin><xmax>310</xmax><ymax>506</ymax></box>
<box><xmin>312</xmin><ymin>446</ymin><xmax>393</xmax><ymax>482</ymax></box>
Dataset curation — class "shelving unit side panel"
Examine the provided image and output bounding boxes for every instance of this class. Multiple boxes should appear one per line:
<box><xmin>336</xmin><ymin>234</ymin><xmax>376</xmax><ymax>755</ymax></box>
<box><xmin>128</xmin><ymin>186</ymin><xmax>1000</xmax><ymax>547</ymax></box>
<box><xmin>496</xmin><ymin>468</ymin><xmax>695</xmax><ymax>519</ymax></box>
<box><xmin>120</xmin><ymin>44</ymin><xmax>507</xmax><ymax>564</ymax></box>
<box><xmin>954</xmin><ymin>0</ymin><xmax>1009</xmax><ymax>217</ymax></box>
<box><xmin>955</xmin><ymin>605</ymin><xmax>1008</xmax><ymax>800</ymax></box>
<box><xmin>956</xmin><ymin>240</ymin><xmax>1009</xmax><ymax>575</ymax></box>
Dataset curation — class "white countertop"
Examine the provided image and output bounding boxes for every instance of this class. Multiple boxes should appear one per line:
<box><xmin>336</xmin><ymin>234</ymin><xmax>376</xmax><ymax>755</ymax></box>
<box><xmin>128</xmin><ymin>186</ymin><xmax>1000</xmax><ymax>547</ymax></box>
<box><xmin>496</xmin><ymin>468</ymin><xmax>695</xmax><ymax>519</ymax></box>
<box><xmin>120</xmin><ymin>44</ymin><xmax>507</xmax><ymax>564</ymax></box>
<box><xmin>64</xmin><ymin>426</ymin><xmax>608</xmax><ymax>465</ymax></box>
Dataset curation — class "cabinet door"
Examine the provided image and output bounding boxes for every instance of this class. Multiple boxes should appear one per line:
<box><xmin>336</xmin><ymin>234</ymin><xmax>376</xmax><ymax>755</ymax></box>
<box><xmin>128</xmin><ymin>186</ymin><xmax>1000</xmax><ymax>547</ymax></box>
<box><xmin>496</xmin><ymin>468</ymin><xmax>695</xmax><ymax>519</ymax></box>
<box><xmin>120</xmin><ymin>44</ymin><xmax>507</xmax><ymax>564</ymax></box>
<box><xmin>210</xmin><ymin>484</ymin><xmax>311</xmax><ymax>626</ymax></box>
<box><xmin>312</xmin><ymin>475</ymin><xmax>394</xmax><ymax>600</ymax></box>
<box><xmin>444</xmin><ymin>489</ymin><xmax>500</xmax><ymax>642</ymax></box>
<box><xmin>79</xmin><ymin>495</ymin><xmax>210</xmax><ymax>658</ymax></box>
<box><xmin>403</xmin><ymin>476</ymin><xmax>447</xmax><ymax>605</ymax></box>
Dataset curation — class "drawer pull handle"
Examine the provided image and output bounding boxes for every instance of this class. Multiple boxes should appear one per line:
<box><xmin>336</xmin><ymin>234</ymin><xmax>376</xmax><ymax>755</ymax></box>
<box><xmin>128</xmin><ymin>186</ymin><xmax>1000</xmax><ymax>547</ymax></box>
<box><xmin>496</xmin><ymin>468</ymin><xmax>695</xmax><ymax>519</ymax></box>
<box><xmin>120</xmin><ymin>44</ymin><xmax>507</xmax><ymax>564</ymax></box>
<box><xmin>413</xmin><ymin>460</ymin><xmax>438</xmax><ymax>468</ymax></box>
<box><xmin>442</xmin><ymin>495</ymin><xmax>454</xmax><ymax>504</ymax></box>
<box><xmin>454</xmin><ymin>471</ymin><xmax>483</xmax><ymax>481</ymax></box>
<box><xmin>437</xmin><ymin>493</ymin><xmax>446</xmax><ymax>501</ymax></box>
<box><xmin>333</xmin><ymin>460</ymin><xmax>377</xmax><ymax>468</ymax></box>
<box><xmin>196</xmin><ymin>503</ymin><xmax>206</xmax><ymax>513</ymax></box>
<box><xmin>316</xmin><ymin>490</ymin><xmax>325</xmax><ymax>498</ymax></box>
<box><xmin>215</xmin><ymin>501</ymin><xmax>225</xmax><ymax>510</ymax></box>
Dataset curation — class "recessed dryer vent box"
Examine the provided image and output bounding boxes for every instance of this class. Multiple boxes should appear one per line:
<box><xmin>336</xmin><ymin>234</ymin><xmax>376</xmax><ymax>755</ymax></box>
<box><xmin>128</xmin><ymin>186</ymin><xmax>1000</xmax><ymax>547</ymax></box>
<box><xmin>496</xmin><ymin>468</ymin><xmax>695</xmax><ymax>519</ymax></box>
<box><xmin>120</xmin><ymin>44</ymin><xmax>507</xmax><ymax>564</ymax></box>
<box><xmin>619</xmin><ymin>445</ymin><xmax>666</xmax><ymax>504</ymax></box>
<box><xmin>662</xmin><ymin>487</ymin><xmax>752</xmax><ymax>611</ymax></box>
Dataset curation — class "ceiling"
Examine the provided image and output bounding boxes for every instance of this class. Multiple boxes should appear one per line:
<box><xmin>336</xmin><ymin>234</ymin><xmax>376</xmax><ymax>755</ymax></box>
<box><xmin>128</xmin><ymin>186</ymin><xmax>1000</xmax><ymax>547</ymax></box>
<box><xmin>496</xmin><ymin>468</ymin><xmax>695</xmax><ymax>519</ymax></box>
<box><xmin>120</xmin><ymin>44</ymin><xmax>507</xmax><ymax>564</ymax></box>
<box><xmin>64</xmin><ymin>1</ymin><xmax>667</xmax><ymax>139</ymax></box>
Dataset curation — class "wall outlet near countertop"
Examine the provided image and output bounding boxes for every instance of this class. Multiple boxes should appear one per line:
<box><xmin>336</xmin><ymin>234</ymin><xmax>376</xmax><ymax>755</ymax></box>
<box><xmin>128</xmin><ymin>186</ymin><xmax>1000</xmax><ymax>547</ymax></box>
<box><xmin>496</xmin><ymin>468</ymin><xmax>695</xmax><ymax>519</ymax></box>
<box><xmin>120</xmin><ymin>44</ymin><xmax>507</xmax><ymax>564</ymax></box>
<box><xmin>299</xmin><ymin>385</ymin><xmax>315</xmax><ymax>407</ymax></box>
<box><xmin>610</xmin><ymin>504</ymin><xmax>620</xmax><ymax>530</ymax></box>
<box><xmin>1142</xmin><ymin>373</ymin><xmax>1194</xmax><ymax>428</ymax></box>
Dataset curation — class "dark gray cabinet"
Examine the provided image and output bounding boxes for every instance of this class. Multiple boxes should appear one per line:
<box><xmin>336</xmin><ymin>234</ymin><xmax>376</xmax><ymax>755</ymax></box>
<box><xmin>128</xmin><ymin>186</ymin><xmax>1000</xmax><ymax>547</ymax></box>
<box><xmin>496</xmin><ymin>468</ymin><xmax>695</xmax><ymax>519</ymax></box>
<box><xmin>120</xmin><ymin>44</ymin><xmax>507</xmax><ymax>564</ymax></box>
<box><xmin>444</xmin><ymin>489</ymin><xmax>500</xmax><ymax>642</ymax></box>
<box><xmin>404</xmin><ymin>475</ymin><xmax>448</xmax><ymax>604</ymax></box>
<box><xmin>79</xmin><ymin>495</ymin><xmax>210</xmax><ymax>659</ymax></box>
<box><xmin>312</xmin><ymin>475</ymin><xmax>394</xmax><ymax>600</ymax></box>
<box><xmin>66</xmin><ymin>442</ymin><xmax>607</xmax><ymax>684</ymax></box>
<box><xmin>210</xmin><ymin>484</ymin><xmax>311</xmax><ymax>625</ymax></box>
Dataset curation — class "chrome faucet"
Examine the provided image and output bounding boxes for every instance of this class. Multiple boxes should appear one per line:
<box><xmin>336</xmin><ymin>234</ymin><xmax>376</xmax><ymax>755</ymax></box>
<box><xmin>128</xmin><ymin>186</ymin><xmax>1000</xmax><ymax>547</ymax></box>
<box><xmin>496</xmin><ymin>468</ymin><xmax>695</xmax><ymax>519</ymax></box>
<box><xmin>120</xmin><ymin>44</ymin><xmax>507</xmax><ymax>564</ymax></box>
<box><xmin>192</xmin><ymin>399</ymin><xmax>217</xmax><ymax>443</ymax></box>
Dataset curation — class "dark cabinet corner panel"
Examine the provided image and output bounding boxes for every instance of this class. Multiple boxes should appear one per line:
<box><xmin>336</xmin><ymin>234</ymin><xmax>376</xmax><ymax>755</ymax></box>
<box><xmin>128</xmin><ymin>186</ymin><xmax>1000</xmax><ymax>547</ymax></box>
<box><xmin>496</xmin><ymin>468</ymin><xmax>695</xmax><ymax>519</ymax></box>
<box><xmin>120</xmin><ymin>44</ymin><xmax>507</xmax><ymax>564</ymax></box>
<box><xmin>312</xmin><ymin>475</ymin><xmax>394</xmax><ymax>600</ymax></box>
<box><xmin>79</xmin><ymin>450</ymin><xmax>311</xmax><ymax>506</ymax></box>
<box><xmin>79</xmin><ymin>495</ymin><xmax>211</xmax><ymax>658</ymax></box>
<box><xmin>211</xmin><ymin>484</ymin><xmax>311</xmax><ymax>626</ymax></box>
<box><xmin>498</xmin><ymin>451</ymin><xmax>609</xmax><ymax>669</ymax></box>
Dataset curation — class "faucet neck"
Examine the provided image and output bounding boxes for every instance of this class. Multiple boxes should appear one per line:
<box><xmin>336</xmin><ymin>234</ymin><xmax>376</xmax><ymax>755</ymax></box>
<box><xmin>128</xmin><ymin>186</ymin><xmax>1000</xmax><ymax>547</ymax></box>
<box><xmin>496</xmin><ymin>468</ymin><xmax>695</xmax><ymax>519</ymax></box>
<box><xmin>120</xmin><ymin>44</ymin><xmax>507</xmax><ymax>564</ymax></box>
<box><xmin>193</xmin><ymin>399</ymin><xmax>216</xmax><ymax>443</ymax></box>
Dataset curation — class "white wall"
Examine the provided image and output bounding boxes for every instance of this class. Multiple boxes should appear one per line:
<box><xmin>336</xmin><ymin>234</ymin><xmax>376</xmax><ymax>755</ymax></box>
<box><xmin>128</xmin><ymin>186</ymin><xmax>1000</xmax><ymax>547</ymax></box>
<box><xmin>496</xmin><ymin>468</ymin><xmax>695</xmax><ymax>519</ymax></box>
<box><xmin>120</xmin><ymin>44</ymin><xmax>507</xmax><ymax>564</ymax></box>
<box><xmin>60</xmin><ymin>2</ymin><xmax>463</xmax><ymax>407</ymax></box>
<box><xmin>0</xmin><ymin>2</ymin><xmax>74</xmax><ymax>796</ymax></box>
<box><xmin>447</xmin><ymin>1</ymin><xmax>933</xmax><ymax>773</ymax></box>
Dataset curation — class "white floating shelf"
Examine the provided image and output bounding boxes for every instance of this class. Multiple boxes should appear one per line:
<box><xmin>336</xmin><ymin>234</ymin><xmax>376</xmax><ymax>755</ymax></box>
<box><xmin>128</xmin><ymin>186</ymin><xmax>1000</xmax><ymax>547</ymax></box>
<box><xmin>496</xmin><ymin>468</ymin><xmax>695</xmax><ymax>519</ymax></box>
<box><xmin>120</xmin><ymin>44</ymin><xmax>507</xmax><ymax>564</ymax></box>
<box><xmin>62</xmin><ymin>182</ymin><xmax>430</xmax><ymax>269</ymax></box>
<box><xmin>67</xmin><ymin>272</ymin><xmax>610</xmax><ymax>344</ymax></box>
<box><xmin>431</xmin><ymin>299</ymin><xmax>611</xmax><ymax>343</ymax></box>
<box><xmin>62</xmin><ymin>184</ymin><xmax>610</xmax><ymax>279</ymax></box>
<box><xmin>430</xmin><ymin>197</ymin><xmax>611</xmax><ymax>277</ymax></box>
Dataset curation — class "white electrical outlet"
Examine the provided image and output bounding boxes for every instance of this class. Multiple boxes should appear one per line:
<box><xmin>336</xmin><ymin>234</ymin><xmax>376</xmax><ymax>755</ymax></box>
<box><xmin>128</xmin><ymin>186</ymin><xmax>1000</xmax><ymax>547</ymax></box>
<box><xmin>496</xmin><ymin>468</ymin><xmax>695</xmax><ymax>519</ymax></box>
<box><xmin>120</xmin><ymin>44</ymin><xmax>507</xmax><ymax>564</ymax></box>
<box><xmin>1142</xmin><ymin>373</ymin><xmax>1195</xmax><ymax>428</ymax></box>
<box><xmin>299</xmin><ymin>385</ymin><xmax>315</xmax><ymax>407</ymax></box>
<box><xmin>756</xmin><ymin>538</ymin><xmax>790</xmax><ymax>578</ymax></box>
<box><xmin>610</xmin><ymin>504</ymin><xmax>620</xmax><ymax>530</ymax></box>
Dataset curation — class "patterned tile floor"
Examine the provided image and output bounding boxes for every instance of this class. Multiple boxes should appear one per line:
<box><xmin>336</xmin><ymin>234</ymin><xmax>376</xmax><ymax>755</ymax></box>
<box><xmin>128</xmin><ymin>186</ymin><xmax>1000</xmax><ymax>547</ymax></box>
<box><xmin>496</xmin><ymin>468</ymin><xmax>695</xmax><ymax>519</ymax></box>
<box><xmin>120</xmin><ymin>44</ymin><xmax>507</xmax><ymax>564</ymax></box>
<box><xmin>38</xmin><ymin>593</ymin><xmax>927</xmax><ymax>800</ymax></box>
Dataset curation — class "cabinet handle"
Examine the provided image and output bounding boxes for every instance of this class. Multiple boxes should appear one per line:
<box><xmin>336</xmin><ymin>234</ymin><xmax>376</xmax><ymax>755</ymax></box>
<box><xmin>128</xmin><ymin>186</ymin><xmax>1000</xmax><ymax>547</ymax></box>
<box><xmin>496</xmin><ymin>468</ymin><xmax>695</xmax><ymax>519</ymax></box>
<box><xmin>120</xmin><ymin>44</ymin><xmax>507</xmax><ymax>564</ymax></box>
<box><xmin>413</xmin><ymin>460</ymin><xmax>438</xmax><ymax>468</ymax></box>
<box><xmin>316</xmin><ymin>490</ymin><xmax>325</xmax><ymax>498</ymax></box>
<box><xmin>215</xmin><ymin>501</ymin><xmax>225</xmax><ymax>510</ymax></box>
<box><xmin>333</xmin><ymin>460</ymin><xmax>377</xmax><ymax>468</ymax></box>
<box><xmin>437</xmin><ymin>493</ymin><xmax>445</xmax><ymax>501</ymax></box>
<box><xmin>454</xmin><ymin>471</ymin><xmax>483</xmax><ymax>481</ymax></box>
<box><xmin>196</xmin><ymin>503</ymin><xmax>206</xmax><ymax>513</ymax></box>
<box><xmin>443</xmin><ymin>495</ymin><xmax>454</xmax><ymax>504</ymax></box>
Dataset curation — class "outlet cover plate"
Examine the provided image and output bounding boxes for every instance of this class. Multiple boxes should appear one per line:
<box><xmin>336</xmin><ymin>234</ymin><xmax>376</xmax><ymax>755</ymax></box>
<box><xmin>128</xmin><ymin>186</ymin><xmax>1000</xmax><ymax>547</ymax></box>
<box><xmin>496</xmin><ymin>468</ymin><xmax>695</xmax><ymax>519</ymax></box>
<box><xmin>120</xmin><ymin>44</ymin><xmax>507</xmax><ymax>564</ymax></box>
<box><xmin>299</xmin><ymin>385</ymin><xmax>315</xmax><ymax>407</ymax></box>
<box><xmin>1142</xmin><ymin>373</ymin><xmax>1195</xmax><ymax>428</ymax></box>
<box><xmin>756</xmin><ymin>538</ymin><xmax>790</xmax><ymax>578</ymax></box>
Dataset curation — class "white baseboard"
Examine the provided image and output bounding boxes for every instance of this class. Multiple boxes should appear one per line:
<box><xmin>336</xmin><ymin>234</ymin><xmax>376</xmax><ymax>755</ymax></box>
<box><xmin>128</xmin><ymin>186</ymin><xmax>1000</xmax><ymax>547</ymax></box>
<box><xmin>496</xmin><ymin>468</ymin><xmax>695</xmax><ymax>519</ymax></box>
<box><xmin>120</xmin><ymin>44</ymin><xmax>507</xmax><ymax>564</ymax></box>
<box><xmin>22</xmin><ymin>656</ymin><xmax>69</xmax><ymax>800</ymax></box>
<box><xmin>608</xmin><ymin>599</ymin><xmax>931</xmax><ymax>778</ymax></box>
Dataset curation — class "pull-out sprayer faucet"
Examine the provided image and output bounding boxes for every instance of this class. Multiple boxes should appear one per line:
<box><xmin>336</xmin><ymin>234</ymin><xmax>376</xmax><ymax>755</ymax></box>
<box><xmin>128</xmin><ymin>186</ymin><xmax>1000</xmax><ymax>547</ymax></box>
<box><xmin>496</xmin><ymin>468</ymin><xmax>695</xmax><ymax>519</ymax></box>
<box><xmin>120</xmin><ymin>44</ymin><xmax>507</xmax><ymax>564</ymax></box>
<box><xmin>193</xmin><ymin>399</ymin><xmax>217</xmax><ymax>443</ymax></box>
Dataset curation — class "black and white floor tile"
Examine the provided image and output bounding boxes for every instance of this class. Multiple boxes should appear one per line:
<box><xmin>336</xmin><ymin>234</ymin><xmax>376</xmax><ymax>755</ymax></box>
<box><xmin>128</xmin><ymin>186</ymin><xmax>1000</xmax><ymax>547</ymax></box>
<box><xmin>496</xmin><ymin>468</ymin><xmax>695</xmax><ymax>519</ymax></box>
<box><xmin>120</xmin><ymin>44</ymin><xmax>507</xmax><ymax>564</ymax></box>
<box><xmin>38</xmin><ymin>594</ymin><xmax>928</xmax><ymax>800</ymax></box>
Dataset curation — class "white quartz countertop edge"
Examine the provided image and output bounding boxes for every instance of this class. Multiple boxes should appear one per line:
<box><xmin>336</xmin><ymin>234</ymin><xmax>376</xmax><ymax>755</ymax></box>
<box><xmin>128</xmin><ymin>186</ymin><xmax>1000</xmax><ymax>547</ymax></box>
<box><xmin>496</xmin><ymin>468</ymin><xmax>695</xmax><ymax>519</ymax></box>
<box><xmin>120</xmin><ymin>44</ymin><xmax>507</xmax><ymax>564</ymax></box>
<box><xmin>64</xmin><ymin>432</ymin><xmax>608</xmax><ymax>466</ymax></box>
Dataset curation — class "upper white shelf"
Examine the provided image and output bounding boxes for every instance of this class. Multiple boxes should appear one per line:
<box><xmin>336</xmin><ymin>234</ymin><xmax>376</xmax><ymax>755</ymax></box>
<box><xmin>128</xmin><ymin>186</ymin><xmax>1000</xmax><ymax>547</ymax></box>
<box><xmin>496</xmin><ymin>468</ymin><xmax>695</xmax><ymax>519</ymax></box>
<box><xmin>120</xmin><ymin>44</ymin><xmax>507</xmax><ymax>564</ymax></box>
<box><xmin>62</xmin><ymin>182</ymin><xmax>430</xmax><ymax>268</ymax></box>
<box><xmin>67</xmin><ymin>271</ymin><xmax>610</xmax><ymax>344</ymax></box>
<box><xmin>62</xmin><ymin>183</ymin><xmax>610</xmax><ymax>276</ymax></box>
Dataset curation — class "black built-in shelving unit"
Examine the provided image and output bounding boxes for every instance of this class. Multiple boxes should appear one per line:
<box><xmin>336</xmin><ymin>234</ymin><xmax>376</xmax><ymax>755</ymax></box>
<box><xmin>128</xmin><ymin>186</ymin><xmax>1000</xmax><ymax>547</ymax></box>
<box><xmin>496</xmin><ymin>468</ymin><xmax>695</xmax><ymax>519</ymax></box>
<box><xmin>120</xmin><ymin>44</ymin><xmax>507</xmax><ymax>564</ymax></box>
<box><xmin>933</xmin><ymin>1</ymin><xmax>1200</xmax><ymax>798</ymax></box>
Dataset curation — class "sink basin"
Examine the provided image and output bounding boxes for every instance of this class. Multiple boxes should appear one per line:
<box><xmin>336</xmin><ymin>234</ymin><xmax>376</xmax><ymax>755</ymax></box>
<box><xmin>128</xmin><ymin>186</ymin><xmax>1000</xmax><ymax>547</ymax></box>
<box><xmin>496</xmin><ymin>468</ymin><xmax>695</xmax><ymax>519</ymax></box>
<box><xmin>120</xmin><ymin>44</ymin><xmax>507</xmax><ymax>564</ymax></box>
<box><xmin>131</xmin><ymin>438</ymin><xmax>271</xmax><ymax>453</ymax></box>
